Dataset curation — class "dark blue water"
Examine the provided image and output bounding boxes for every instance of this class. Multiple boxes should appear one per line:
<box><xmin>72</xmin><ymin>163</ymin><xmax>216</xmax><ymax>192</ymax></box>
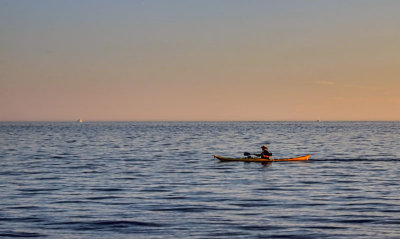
<box><xmin>1</xmin><ymin>121</ymin><xmax>399</xmax><ymax>238</ymax></box>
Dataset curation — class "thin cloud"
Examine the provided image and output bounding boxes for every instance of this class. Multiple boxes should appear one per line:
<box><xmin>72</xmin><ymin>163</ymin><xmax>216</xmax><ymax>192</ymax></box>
<box><xmin>344</xmin><ymin>84</ymin><xmax>389</xmax><ymax>93</ymax></box>
<box><xmin>315</xmin><ymin>80</ymin><xmax>335</xmax><ymax>86</ymax></box>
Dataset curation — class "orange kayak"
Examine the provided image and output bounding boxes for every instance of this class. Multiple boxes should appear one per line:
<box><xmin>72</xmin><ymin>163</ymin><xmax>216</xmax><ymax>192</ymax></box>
<box><xmin>214</xmin><ymin>154</ymin><xmax>310</xmax><ymax>162</ymax></box>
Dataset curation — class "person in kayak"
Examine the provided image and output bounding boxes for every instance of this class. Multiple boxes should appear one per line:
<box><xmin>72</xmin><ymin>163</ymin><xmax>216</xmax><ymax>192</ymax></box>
<box><xmin>255</xmin><ymin>145</ymin><xmax>272</xmax><ymax>159</ymax></box>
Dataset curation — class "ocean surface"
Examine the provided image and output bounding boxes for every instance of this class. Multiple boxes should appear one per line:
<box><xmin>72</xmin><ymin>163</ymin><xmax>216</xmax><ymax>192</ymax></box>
<box><xmin>1</xmin><ymin>121</ymin><xmax>399</xmax><ymax>238</ymax></box>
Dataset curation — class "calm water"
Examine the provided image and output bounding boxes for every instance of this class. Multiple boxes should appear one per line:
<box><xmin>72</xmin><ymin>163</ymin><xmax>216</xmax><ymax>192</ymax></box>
<box><xmin>1</xmin><ymin>121</ymin><xmax>399</xmax><ymax>238</ymax></box>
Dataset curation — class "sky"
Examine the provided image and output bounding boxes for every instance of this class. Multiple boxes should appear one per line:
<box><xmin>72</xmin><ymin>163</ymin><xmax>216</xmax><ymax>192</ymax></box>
<box><xmin>1</xmin><ymin>0</ymin><xmax>399</xmax><ymax>121</ymax></box>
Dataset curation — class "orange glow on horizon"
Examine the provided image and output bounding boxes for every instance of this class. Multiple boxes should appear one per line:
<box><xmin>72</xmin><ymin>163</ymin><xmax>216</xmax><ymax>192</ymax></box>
<box><xmin>1</xmin><ymin>1</ymin><xmax>399</xmax><ymax>121</ymax></box>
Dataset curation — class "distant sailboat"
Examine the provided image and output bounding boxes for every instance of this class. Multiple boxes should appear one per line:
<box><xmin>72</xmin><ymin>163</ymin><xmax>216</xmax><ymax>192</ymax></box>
<box><xmin>77</xmin><ymin>118</ymin><xmax>83</xmax><ymax>123</ymax></box>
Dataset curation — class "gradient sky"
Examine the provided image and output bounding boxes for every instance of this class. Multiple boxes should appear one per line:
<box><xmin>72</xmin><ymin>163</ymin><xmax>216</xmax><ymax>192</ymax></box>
<box><xmin>1</xmin><ymin>0</ymin><xmax>399</xmax><ymax>121</ymax></box>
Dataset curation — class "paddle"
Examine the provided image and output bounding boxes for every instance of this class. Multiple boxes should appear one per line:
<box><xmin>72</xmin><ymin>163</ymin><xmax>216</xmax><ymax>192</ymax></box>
<box><xmin>244</xmin><ymin>152</ymin><xmax>258</xmax><ymax>156</ymax></box>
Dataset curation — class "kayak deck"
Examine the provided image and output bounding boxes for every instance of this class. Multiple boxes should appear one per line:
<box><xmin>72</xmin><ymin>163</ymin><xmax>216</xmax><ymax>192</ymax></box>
<box><xmin>214</xmin><ymin>154</ymin><xmax>310</xmax><ymax>162</ymax></box>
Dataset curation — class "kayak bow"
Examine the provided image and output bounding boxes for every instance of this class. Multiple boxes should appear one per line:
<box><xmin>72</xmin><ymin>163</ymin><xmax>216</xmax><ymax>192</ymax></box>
<box><xmin>214</xmin><ymin>154</ymin><xmax>310</xmax><ymax>162</ymax></box>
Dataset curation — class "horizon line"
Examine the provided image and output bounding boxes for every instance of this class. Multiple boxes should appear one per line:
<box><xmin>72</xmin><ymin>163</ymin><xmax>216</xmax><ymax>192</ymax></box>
<box><xmin>1</xmin><ymin>120</ymin><xmax>399</xmax><ymax>123</ymax></box>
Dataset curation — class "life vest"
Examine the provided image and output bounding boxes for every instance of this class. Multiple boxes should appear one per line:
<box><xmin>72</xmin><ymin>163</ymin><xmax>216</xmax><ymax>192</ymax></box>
<box><xmin>261</xmin><ymin>150</ymin><xmax>272</xmax><ymax>159</ymax></box>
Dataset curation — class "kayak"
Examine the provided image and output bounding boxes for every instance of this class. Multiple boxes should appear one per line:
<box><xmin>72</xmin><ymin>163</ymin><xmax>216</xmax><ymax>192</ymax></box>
<box><xmin>214</xmin><ymin>154</ymin><xmax>310</xmax><ymax>162</ymax></box>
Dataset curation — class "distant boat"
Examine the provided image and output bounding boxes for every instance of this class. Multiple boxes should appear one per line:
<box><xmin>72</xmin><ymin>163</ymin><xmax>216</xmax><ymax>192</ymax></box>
<box><xmin>77</xmin><ymin>119</ymin><xmax>83</xmax><ymax>123</ymax></box>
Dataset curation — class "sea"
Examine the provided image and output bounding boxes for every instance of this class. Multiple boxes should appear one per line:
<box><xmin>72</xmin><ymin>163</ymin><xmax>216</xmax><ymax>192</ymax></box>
<box><xmin>0</xmin><ymin>121</ymin><xmax>399</xmax><ymax>238</ymax></box>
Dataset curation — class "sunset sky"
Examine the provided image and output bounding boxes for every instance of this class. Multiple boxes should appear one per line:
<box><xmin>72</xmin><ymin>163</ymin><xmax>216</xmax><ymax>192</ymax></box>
<box><xmin>1</xmin><ymin>0</ymin><xmax>399</xmax><ymax>121</ymax></box>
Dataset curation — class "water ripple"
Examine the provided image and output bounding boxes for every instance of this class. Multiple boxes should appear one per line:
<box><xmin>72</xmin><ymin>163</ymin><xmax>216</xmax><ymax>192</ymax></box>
<box><xmin>1</xmin><ymin>121</ymin><xmax>400</xmax><ymax>238</ymax></box>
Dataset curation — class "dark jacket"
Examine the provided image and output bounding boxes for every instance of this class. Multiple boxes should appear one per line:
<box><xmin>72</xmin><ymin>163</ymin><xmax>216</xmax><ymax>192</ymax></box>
<box><xmin>255</xmin><ymin>149</ymin><xmax>272</xmax><ymax>159</ymax></box>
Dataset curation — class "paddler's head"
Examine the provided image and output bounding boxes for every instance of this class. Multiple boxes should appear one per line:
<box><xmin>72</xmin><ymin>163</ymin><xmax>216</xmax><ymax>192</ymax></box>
<box><xmin>261</xmin><ymin>145</ymin><xmax>268</xmax><ymax>150</ymax></box>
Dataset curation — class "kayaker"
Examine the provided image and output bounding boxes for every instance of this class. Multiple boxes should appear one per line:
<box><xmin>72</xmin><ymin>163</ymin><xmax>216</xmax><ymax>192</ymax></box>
<box><xmin>255</xmin><ymin>145</ymin><xmax>272</xmax><ymax>159</ymax></box>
